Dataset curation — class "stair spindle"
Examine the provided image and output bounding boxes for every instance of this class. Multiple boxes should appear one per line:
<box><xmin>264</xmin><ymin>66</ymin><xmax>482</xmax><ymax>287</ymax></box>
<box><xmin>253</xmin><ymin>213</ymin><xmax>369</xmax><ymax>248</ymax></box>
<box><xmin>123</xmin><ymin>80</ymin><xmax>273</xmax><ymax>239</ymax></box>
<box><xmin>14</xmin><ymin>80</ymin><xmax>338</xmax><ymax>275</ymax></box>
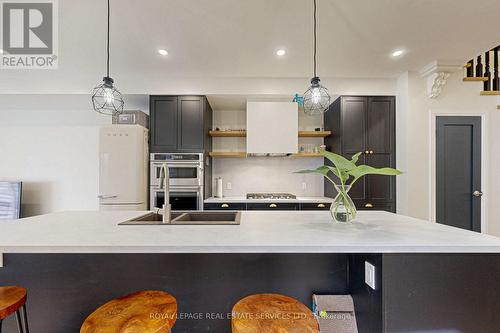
<box><xmin>466</xmin><ymin>59</ymin><xmax>474</xmax><ymax>77</ymax></box>
<box><xmin>475</xmin><ymin>55</ymin><xmax>483</xmax><ymax>77</ymax></box>
<box><xmin>493</xmin><ymin>47</ymin><xmax>500</xmax><ymax>91</ymax></box>
<box><xmin>484</xmin><ymin>51</ymin><xmax>491</xmax><ymax>91</ymax></box>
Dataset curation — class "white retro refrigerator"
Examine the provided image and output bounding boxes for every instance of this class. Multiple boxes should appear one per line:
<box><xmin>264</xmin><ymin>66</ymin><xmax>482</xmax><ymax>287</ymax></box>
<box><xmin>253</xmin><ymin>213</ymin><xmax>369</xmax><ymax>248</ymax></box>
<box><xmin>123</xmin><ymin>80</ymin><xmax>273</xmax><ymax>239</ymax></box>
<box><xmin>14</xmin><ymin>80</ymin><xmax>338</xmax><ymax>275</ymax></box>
<box><xmin>98</xmin><ymin>125</ymin><xmax>149</xmax><ymax>211</ymax></box>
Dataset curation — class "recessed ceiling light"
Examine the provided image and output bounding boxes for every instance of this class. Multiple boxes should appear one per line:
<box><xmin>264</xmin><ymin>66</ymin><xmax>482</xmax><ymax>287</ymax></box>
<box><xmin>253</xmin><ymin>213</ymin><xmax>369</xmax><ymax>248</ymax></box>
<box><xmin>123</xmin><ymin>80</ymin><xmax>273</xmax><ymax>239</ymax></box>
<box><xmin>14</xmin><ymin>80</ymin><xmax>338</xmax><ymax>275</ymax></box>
<box><xmin>391</xmin><ymin>50</ymin><xmax>404</xmax><ymax>57</ymax></box>
<box><xmin>158</xmin><ymin>49</ymin><xmax>168</xmax><ymax>56</ymax></box>
<box><xmin>276</xmin><ymin>49</ymin><xmax>286</xmax><ymax>56</ymax></box>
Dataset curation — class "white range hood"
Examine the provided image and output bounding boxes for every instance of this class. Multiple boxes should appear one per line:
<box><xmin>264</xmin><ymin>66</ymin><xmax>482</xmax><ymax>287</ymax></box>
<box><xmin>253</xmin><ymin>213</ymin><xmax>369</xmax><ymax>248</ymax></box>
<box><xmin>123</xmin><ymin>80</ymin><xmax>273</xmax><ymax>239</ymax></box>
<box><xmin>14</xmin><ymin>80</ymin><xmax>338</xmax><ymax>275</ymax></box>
<box><xmin>246</xmin><ymin>101</ymin><xmax>298</xmax><ymax>156</ymax></box>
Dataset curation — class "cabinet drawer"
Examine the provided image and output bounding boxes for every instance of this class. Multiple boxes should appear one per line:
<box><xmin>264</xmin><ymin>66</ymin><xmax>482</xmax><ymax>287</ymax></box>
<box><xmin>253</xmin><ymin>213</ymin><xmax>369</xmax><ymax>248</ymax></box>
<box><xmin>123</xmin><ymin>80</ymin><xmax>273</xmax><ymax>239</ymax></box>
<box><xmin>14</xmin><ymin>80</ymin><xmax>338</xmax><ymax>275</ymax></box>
<box><xmin>204</xmin><ymin>203</ymin><xmax>246</xmax><ymax>210</ymax></box>
<box><xmin>356</xmin><ymin>201</ymin><xmax>395</xmax><ymax>213</ymax></box>
<box><xmin>300</xmin><ymin>202</ymin><xmax>331</xmax><ymax>211</ymax></box>
<box><xmin>246</xmin><ymin>203</ymin><xmax>299</xmax><ymax>211</ymax></box>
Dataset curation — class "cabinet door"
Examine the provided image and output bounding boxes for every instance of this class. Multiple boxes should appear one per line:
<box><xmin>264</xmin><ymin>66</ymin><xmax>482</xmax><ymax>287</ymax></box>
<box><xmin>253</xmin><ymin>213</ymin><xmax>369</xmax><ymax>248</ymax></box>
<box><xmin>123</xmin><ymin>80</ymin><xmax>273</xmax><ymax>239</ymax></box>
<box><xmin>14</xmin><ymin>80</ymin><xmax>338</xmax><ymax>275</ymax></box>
<box><xmin>341</xmin><ymin>97</ymin><xmax>367</xmax><ymax>153</ymax></box>
<box><xmin>178</xmin><ymin>96</ymin><xmax>205</xmax><ymax>151</ymax></box>
<box><xmin>366</xmin><ymin>153</ymin><xmax>395</xmax><ymax>203</ymax></box>
<box><xmin>367</xmin><ymin>97</ymin><xmax>394</xmax><ymax>154</ymax></box>
<box><xmin>150</xmin><ymin>96</ymin><xmax>178</xmax><ymax>152</ymax></box>
<box><xmin>347</xmin><ymin>153</ymin><xmax>368</xmax><ymax>201</ymax></box>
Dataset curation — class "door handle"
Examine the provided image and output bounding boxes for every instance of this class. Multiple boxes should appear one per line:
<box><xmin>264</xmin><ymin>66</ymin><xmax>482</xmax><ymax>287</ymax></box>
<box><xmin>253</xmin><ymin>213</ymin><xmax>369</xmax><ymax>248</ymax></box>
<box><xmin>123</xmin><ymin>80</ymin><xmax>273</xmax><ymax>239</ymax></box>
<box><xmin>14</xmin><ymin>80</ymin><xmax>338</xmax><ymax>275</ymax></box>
<box><xmin>472</xmin><ymin>190</ymin><xmax>483</xmax><ymax>197</ymax></box>
<box><xmin>269</xmin><ymin>203</ymin><xmax>277</xmax><ymax>208</ymax></box>
<box><xmin>221</xmin><ymin>203</ymin><xmax>229</xmax><ymax>208</ymax></box>
<box><xmin>365</xmin><ymin>203</ymin><xmax>373</xmax><ymax>208</ymax></box>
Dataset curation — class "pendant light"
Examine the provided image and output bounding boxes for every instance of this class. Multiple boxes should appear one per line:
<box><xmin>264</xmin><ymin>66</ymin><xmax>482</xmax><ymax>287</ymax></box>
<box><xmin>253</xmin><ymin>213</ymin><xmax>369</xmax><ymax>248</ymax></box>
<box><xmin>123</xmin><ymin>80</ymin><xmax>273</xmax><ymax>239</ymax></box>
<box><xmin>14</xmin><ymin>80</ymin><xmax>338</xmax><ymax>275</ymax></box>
<box><xmin>91</xmin><ymin>0</ymin><xmax>124</xmax><ymax>115</ymax></box>
<box><xmin>303</xmin><ymin>0</ymin><xmax>331</xmax><ymax>115</ymax></box>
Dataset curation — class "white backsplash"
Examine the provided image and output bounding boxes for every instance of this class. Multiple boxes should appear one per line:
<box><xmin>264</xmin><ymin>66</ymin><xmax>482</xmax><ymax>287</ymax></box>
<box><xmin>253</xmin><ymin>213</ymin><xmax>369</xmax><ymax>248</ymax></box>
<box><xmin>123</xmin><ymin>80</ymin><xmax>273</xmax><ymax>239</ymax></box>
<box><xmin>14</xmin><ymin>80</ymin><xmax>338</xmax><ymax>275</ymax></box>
<box><xmin>212</xmin><ymin>156</ymin><xmax>325</xmax><ymax>197</ymax></box>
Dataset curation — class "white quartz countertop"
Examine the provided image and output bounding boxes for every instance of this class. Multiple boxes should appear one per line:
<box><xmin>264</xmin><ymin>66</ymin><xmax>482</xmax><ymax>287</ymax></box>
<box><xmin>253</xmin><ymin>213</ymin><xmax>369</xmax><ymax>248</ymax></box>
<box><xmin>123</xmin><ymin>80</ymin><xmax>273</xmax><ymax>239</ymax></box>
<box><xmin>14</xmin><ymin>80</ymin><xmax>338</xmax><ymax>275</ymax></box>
<box><xmin>1</xmin><ymin>211</ymin><xmax>500</xmax><ymax>253</ymax></box>
<box><xmin>204</xmin><ymin>196</ymin><xmax>334</xmax><ymax>203</ymax></box>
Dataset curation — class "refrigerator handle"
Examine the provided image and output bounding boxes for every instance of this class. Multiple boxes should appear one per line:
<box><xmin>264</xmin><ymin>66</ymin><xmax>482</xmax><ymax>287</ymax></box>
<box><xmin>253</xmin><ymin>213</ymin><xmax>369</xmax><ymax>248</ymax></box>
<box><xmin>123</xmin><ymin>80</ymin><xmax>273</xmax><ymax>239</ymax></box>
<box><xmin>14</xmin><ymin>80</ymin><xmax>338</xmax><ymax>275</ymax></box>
<box><xmin>98</xmin><ymin>195</ymin><xmax>118</xmax><ymax>199</ymax></box>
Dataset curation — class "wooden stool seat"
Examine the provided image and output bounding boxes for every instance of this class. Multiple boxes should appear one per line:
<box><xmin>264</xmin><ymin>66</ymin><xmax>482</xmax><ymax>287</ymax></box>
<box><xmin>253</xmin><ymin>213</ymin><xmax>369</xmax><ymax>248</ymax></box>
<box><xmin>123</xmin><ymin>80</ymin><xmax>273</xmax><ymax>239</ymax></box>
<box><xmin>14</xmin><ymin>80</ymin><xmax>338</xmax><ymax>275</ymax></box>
<box><xmin>80</xmin><ymin>290</ymin><xmax>177</xmax><ymax>333</ymax></box>
<box><xmin>232</xmin><ymin>293</ymin><xmax>319</xmax><ymax>333</ymax></box>
<box><xmin>0</xmin><ymin>286</ymin><xmax>30</xmax><ymax>333</ymax></box>
<box><xmin>0</xmin><ymin>286</ymin><xmax>26</xmax><ymax>321</ymax></box>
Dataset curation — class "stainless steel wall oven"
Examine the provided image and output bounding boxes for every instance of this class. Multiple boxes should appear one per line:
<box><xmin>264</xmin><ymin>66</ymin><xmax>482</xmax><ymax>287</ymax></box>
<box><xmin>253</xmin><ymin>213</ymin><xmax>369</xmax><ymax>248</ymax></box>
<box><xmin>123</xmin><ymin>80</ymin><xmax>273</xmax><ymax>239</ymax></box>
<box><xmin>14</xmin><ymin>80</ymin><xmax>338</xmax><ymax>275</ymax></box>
<box><xmin>150</xmin><ymin>153</ymin><xmax>204</xmax><ymax>210</ymax></box>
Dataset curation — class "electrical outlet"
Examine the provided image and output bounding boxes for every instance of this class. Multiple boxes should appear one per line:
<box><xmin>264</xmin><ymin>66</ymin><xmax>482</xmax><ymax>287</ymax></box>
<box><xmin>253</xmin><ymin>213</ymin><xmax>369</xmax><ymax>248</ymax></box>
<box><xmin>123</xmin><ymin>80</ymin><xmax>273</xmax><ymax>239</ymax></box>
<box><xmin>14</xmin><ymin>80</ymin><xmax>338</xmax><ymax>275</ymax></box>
<box><xmin>365</xmin><ymin>261</ymin><xmax>376</xmax><ymax>290</ymax></box>
<box><xmin>226</xmin><ymin>182</ymin><xmax>232</xmax><ymax>190</ymax></box>
<box><xmin>302</xmin><ymin>182</ymin><xmax>307</xmax><ymax>190</ymax></box>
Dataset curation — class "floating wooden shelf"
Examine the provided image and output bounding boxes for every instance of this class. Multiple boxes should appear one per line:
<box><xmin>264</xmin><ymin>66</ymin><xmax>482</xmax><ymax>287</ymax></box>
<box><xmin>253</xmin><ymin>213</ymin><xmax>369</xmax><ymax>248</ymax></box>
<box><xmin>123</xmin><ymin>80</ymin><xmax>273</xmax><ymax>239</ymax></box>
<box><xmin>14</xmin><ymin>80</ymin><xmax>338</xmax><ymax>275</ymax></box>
<box><xmin>209</xmin><ymin>130</ymin><xmax>331</xmax><ymax>137</ymax></box>
<box><xmin>298</xmin><ymin>131</ymin><xmax>331</xmax><ymax>137</ymax></box>
<box><xmin>209</xmin><ymin>130</ymin><xmax>246</xmax><ymax>137</ymax></box>
<box><xmin>291</xmin><ymin>153</ymin><xmax>323</xmax><ymax>157</ymax></box>
<box><xmin>480</xmin><ymin>91</ymin><xmax>500</xmax><ymax>95</ymax></box>
<box><xmin>209</xmin><ymin>152</ymin><xmax>325</xmax><ymax>158</ymax></box>
<box><xmin>209</xmin><ymin>152</ymin><xmax>247</xmax><ymax>158</ymax></box>
<box><xmin>463</xmin><ymin>77</ymin><xmax>489</xmax><ymax>82</ymax></box>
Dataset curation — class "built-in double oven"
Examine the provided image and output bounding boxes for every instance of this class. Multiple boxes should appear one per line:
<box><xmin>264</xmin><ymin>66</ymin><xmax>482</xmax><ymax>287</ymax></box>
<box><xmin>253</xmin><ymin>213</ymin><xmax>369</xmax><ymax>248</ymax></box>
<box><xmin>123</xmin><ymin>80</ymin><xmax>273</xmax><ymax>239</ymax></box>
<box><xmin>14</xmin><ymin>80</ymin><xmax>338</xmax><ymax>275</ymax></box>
<box><xmin>150</xmin><ymin>153</ymin><xmax>204</xmax><ymax>211</ymax></box>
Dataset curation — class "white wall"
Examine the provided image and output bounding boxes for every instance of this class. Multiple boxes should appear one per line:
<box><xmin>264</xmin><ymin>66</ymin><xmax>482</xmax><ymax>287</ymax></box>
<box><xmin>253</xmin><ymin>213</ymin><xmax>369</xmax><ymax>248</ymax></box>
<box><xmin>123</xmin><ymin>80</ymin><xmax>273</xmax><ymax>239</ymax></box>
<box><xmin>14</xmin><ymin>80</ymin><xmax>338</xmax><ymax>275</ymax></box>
<box><xmin>398</xmin><ymin>70</ymin><xmax>500</xmax><ymax>236</ymax></box>
<box><xmin>0</xmin><ymin>94</ymin><xmax>148</xmax><ymax>217</ymax></box>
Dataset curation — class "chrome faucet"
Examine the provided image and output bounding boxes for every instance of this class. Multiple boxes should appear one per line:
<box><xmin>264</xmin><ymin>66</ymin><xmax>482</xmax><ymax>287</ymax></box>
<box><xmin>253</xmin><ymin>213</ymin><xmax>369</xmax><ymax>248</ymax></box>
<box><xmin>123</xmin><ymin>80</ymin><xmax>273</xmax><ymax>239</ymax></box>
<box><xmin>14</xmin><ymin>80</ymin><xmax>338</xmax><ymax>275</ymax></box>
<box><xmin>158</xmin><ymin>163</ymin><xmax>171</xmax><ymax>223</ymax></box>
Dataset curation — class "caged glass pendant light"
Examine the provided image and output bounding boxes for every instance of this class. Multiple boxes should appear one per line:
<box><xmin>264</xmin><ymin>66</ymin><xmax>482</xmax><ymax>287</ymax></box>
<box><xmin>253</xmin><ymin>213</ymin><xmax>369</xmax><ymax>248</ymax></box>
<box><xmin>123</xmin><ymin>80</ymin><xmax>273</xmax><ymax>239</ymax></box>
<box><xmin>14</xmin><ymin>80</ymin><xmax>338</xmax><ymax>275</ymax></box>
<box><xmin>91</xmin><ymin>0</ymin><xmax>124</xmax><ymax>115</ymax></box>
<box><xmin>303</xmin><ymin>0</ymin><xmax>331</xmax><ymax>115</ymax></box>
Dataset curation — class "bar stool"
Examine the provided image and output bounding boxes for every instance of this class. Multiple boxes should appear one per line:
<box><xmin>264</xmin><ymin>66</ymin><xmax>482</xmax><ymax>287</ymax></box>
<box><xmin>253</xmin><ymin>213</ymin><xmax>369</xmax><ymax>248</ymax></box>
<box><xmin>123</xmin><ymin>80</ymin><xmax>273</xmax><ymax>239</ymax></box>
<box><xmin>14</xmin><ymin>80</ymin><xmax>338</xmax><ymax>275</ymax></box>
<box><xmin>232</xmin><ymin>293</ymin><xmax>318</xmax><ymax>333</ymax></box>
<box><xmin>0</xmin><ymin>286</ymin><xmax>30</xmax><ymax>333</ymax></box>
<box><xmin>80</xmin><ymin>290</ymin><xmax>177</xmax><ymax>333</ymax></box>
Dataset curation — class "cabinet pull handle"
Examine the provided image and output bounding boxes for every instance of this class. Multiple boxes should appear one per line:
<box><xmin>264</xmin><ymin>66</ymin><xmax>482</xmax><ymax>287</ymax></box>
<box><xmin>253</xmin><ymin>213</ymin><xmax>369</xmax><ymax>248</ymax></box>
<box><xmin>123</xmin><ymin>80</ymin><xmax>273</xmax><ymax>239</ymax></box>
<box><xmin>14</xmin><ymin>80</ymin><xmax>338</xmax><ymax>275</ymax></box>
<box><xmin>370</xmin><ymin>150</ymin><xmax>374</xmax><ymax>154</ymax></box>
<box><xmin>269</xmin><ymin>203</ymin><xmax>277</xmax><ymax>208</ymax></box>
<box><xmin>364</xmin><ymin>150</ymin><xmax>369</xmax><ymax>154</ymax></box>
<box><xmin>221</xmin><ymin>203</ymin><xmax>229</xmax><ymax>208</ymax></box>
<box><xmin>317</xmin><ymin>203</ymin><xmax>326</xmax><ymax>208</ymax></box>
<box><xmin>365</xmin><ymin>203</ymin><xmax>373</xmax><ymax>208</ymax></box>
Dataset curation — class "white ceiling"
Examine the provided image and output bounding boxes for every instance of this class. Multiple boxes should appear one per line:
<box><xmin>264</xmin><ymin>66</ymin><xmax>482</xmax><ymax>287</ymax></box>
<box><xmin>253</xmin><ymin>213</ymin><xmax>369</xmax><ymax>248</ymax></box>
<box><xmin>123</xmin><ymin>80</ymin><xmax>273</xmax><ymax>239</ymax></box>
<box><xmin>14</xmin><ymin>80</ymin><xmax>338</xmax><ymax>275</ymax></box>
<box><xmin>1</xmin><ymin>0</ymin><xmax>500</xmax><ymax>94</ymax></box>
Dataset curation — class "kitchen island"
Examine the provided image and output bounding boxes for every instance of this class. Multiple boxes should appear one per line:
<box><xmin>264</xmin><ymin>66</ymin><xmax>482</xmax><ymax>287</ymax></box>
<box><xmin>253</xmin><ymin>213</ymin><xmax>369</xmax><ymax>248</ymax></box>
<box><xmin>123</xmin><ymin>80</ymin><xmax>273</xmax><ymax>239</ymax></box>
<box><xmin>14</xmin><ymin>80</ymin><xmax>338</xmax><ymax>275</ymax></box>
<box><xmin>1</xmin><ymin>211</ymin><xmax>499</xmax><ymax>332</ymax></box>
<box><xmin>1</xmin><ymin>210</ymin><xmax>500</xmax><ymax>253</ymax></box>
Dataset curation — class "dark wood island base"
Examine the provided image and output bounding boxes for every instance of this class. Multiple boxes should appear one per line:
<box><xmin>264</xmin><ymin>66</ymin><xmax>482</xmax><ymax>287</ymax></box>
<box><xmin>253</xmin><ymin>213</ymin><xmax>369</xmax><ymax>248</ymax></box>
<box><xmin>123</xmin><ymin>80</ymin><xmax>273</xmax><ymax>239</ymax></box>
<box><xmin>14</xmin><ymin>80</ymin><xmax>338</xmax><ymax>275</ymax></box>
<box><xmin>0</xmin><ymin>253</ymin><xmax>499</xmax><ymax>332</ymax></box>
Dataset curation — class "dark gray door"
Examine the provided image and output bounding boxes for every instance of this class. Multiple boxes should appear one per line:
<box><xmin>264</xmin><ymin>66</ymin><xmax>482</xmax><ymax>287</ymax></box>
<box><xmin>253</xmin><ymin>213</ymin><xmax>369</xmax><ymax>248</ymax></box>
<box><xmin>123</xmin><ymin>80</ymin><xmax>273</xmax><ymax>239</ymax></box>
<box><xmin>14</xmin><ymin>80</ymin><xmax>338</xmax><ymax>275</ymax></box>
<box><xmin>436</xmin><ymin>116</ymin><xmax>481</xmax><ymax>232</ymax></box>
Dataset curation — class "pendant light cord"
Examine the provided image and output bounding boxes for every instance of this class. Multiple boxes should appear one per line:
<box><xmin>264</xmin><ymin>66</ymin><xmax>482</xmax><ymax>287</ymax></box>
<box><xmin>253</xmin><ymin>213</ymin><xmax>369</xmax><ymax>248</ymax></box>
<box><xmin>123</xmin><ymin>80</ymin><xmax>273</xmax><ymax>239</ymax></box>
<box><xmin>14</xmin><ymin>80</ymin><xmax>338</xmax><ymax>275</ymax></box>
<box><xmin>106</xmin><ymin>0</ymin><xmax>110</xmax><ymax>78</ymax></box>
<box><xmin>313</xmin><ymin>0</ymin><xmax>317</xmax><ymax>77</ymax></box>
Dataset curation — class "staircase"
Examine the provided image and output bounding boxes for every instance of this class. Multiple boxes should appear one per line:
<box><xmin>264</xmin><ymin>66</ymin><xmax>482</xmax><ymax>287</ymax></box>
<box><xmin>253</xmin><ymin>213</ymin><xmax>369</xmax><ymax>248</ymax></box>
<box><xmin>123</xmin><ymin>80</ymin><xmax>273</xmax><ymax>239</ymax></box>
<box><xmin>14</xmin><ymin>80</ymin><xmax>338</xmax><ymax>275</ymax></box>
<box><xmin>463</xmin><ymin>46</ymin><xmax>500</xmax><ymax>108</ymax></box>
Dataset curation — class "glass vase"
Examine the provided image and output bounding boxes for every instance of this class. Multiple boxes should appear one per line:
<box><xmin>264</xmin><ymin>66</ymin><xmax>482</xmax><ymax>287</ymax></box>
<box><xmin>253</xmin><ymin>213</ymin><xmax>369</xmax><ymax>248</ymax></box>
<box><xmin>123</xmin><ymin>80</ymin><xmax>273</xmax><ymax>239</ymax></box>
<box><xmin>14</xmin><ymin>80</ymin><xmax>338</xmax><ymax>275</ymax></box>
<box><xmin>330</xmin><ymin>184</ymin><xmax>357</xmax><ymax>223</ymax></box>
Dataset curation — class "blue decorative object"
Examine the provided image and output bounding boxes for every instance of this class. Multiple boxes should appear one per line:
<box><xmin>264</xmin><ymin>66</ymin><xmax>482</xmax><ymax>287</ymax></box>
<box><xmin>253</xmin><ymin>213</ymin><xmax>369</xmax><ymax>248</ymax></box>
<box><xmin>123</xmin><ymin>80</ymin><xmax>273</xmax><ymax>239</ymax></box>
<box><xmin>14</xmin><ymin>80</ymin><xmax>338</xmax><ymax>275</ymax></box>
<box><xmin>293</xmin><ymin>94</ymin><xmax>304</xmax><ymax>107</ymax></box>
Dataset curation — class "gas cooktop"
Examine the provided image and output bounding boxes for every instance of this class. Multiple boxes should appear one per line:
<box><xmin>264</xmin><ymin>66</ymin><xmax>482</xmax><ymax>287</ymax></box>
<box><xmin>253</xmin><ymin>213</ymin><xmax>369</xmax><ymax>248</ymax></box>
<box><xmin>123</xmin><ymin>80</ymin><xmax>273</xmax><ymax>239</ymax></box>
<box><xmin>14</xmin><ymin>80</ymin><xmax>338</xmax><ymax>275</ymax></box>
<box><xmin>246</xmin><ymin>193</ymin><xmax>297</xmax><ymax>200</ymax></box>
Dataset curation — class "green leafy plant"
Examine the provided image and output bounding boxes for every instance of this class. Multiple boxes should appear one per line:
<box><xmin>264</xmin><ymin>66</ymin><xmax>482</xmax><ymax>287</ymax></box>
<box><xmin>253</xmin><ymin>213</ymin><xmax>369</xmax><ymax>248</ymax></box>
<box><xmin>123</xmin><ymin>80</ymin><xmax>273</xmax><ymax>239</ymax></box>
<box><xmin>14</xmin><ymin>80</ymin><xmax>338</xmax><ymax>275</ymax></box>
<box><xmin>296</xmin><ymin>150</ymin><xmax>402</xmax><ymax>222</ymax></box>
<box><xmin>297</xmin><ymin>150</ymin><xmax>402</xmax><ymax>189</ymax></box>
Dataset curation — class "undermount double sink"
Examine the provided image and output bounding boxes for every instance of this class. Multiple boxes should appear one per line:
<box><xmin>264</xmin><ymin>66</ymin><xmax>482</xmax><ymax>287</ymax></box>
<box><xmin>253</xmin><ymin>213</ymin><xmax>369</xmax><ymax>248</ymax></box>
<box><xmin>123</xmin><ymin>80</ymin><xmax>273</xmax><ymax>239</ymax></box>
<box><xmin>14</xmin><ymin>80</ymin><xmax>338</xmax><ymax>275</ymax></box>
<box><xmin>119</xmin><ymin>211</ymin><xmax>241</xmax><ymax>226</ymax></box>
